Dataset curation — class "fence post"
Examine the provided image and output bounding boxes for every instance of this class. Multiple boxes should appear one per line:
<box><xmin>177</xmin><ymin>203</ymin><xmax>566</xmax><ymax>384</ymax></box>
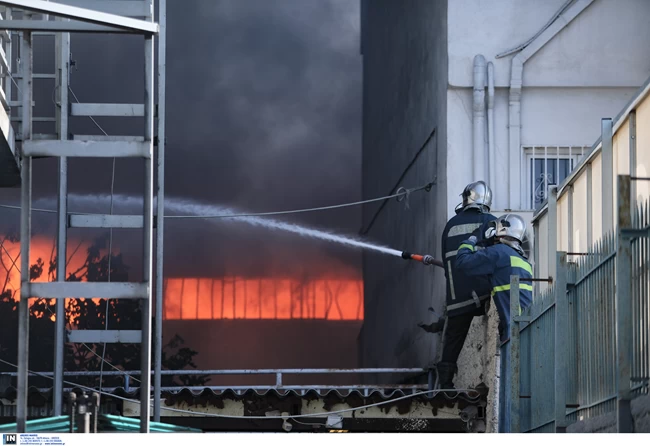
<box><xmin>548</xmin><ymin>187</ymin><xmax>558</xmax><ymax>280</ymax></box>
<box><xmin>615</xmin><ymin>174</ymin><xmax>633</xmax><ymax>432</ymax></box>
<box><xmin>629</xmin><ymin>111</ymin><xmax>637</xmax><ymax>210</ymax></box>
<box><xmin>509</xmin><ymin>275</ymin><xmax>521</xmax><ymax>433</ymax></box>
<box><xmin>602</xmin><ymin>118</ymin><xmax>614</xmax><ymax>234</ymax></box>
<box><xmin>554</xmin><ymin>252</ymin><xmax>568</xmax><ymax>433</ymax></box>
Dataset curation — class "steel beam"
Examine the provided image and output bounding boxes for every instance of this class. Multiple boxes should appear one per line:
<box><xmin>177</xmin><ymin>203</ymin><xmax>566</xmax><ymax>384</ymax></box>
<box><xmin>153</xmin><ymin>0</ymin><xmax>166</xmax><ymax>423</ymax></box>
<box><xmin>11</xmin><ymin>73</ymin><xmax>56</xmax><ymax>79</ymax></box>
<box><xmin>73</xmin><ymin>134</ymin><xmax>144</xmax><ymax>142</ymax></box>
<box><xmin>602</xmin><ymin>118</ymin><xmax>614</xmax><ymax>234</ymax></box>
<box><xmin>0</xmin><ymin>19</ymin><xmax>147</xmax><ymax>33</ymax></box>
<box><xmin>24</xmin><ymin>282</ymin><xmax>149</xmax><ymax>299</ymax></box>
<box><xmin>4</xmin><ymin>8</ymin><xmax>11</xmax><ymax>106</ymax></box>
<box><xmin>71</xmin><ymin>103</ymin><xmax>144</xmax><ymax>117</ymax></box>
<box><xmin>615</xmin><ymin>174</ymin><xmax>633</xmax><ymax>432</ymax></box>
<box><xmin>16</xmin><ymin>29</ymin><xmax>33</xmax><ymax>434</ymax></box>
<box><xmin>1</xmin><ymin>367</ymin><xmax>430</xmax><ymax>378</ymax></box>
<box><xmin>0</xmin><ymin>1</ymin><xmax>158</xmax><ymax>33</ymax></box>
<box><xmin>54</xmin><ymin>0</ymin><xmax>150</xmax><ymax>17</ymax></box>
<box><xmin>53</xmin><ymin>24</ymin><xmax>70</xmax><ymax>417</ymax></box>
<box><xmin>23</xmin><ymin>140</ymin><xmax>150</xmax><ymax>158</ymax></box>
<box><xmin>0</xmin><ymin>83</ymin><xmax>8</xmax><ymax>111</ymax></box>
<box><xmin>11</xmin><ymin>116</ymin><xmax>55</xmax><ymax>122</ymax></box>
<box><xmin>69</xmin><ymin>214</ymin><xmax>144</xmax><ymax>229</ymax></box>
<box><xmin>139</xmin><ymin>26</ymin><xmax>155</xmax><ymax>433</ymax></box>
<box><xmin>0</xmin><ymin>41</ymin><xmax>8</xmax><ymax>70</ymax></box>
<box><xmin>67</xmin><ymin>330</ymin><xmax>142</xmax><ymax>343</ymax></box>
<box><xmin>620</xmin><ymin>227</ymin><xmax>650</xmax><ymax>238</ymax></box>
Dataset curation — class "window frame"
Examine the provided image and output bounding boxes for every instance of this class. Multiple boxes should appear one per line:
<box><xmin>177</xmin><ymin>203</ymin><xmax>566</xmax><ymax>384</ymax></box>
<box><xmin>523</xmin><ymin>146</ymin><xmax>589</xmax><ymax>210</ymax></box>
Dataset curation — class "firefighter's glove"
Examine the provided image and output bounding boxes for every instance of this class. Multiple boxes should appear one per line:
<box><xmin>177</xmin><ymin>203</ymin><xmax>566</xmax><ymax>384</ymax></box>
<box><xmin>467</xmin><ymin>235</ymin><xmax>478</xmax><ymax>245</ymax></box>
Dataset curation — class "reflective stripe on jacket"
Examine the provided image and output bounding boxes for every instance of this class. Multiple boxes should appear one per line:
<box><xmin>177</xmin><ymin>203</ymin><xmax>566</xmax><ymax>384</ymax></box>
<box><xmin>441</xmin><ymin>208</ymin><xmax>497</xmax><ymax>317</ymax></box>
<box><xmin>455</xmin><ymin>240</ymin><xmax>533</xmax><ymax>342</ymax></box>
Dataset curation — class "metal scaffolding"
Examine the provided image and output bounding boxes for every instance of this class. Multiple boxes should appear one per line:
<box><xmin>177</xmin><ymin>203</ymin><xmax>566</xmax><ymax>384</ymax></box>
<box><xmin>0</xmin><ymin>0</ymin><xmax>165</xmax><ymax>433</ymax></box>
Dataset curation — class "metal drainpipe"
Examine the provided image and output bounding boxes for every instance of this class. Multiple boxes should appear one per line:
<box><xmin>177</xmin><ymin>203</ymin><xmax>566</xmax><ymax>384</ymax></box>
<box><xmin>487</xmin><ymin>62</ymin><xmax>496</xmax><ymax>195</ymax></box>
<box><xmin>504</xmin><ymin>0</ymin><xmax>596</xmax><ymax>209</ymax></box>
<box><xmin>473</xmin><ymin>55</ymin><xmax>487</xmax><ymax>182</ymax></box>
<box><xmin>508</xmin><ymin>56</ymin><xmax>523</xmax><ymax>210</ymax></box>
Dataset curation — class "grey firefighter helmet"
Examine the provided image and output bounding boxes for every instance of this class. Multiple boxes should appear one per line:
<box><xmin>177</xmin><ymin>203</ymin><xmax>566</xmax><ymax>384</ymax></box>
<box><xmin>495</xmin><ymin>213</ymin><xmax>527</xmax><ymax>243</ymax></box>
<box><xmin>460</xmin><ymin>181</ymin><xmax>492</xmax><ymax>212</ymax></box>
<box><xmin>484</xmin><ymin>214</ymin><xmax>531</xmax><ymax>257</ymax></box>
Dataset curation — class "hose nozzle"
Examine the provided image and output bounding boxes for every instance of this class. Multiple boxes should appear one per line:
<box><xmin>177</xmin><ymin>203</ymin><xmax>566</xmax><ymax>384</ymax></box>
<box><xmin>401</xmin><ymin>251</ymin><xmax>443</xmax><ymax>268</ymax></box>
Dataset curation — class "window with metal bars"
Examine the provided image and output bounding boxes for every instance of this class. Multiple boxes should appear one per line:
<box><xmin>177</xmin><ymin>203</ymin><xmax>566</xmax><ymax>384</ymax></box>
<box><xmin>524</xmin><ymin>146</ymin><xmax>590</xmax><ymax>210</ymax></box>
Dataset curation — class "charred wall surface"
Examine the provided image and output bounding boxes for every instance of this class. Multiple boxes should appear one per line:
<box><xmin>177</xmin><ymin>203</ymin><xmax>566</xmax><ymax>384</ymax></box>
<box><xmin>359</xmin><ymin>0</ymin><xmax>448</xmax><ymax>377</ymax></box>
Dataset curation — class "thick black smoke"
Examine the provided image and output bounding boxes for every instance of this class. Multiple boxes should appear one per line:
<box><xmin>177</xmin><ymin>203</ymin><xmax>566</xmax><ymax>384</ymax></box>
<box><xmin>0</xmin><ymin>0</ymin><xmax>364</xmax><ymax>280</ymax></box>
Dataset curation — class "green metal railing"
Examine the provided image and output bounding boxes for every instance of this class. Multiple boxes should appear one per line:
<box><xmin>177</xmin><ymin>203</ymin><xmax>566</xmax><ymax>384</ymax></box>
<box><xmin>505</xmin><ymin>175</ymin><xmax>650</xmax><ymax>433</ymax></box>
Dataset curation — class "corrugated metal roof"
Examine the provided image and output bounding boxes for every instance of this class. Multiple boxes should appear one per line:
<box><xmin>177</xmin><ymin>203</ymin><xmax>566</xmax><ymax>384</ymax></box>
<box><xmin>1</xmin><ymin>385</ymin><xmax>485</xmax><ymax>400</ymax></box>
<box><xmin>0</xmin><ymin>385</ymin><xmax>488</xmax><ymax>432</ymax></box>
<box><xmin>1</xmin><ymin>385</ymin><xmax>486</xmax><ymax>415</ymax></box>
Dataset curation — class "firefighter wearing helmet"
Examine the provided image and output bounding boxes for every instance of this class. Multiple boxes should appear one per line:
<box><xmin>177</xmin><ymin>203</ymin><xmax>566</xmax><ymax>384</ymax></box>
<box><xmin>431</xmin><ymin>181</ymin><xmax>498</xmax><ymax>390</ymax></box>
<box><xmin>455</xmin><ymin>213</ymin><xmax>533</xmax><ymax>346</ymax></box>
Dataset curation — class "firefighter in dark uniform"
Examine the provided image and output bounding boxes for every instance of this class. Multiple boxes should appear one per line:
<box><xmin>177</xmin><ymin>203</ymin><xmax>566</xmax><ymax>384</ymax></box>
<box><xmin>436</xmin><ymin>181</ymin><xmax>497</xmax><ymax>389</ymax></box>
<box><xmin>455</xmin><ymin>213</ymin><xmax>533</xmax><ymax>344</ymax></box>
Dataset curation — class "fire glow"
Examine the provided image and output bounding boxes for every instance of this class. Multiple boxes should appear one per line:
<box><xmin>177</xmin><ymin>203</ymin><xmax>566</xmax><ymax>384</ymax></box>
<box><xmin>1</xmin><ymin>237</ymin><xmax>363</xmax><ymax>321</ymax></box>
<box><xmin>0</xmin><ymin>235</ymin><xmax>91</xmax><ymax>300</ymax></box>
<box><xmin>163</xmin><ymin>277</ymin><xmax>363</xmax><ymax>321</ymax></box>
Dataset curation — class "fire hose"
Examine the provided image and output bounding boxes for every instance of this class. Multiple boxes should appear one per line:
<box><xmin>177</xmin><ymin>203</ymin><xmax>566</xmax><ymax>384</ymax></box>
<box><xmin>401</xmin><ymin>251</ymin><xmax>444</xmax><ymax>269</ymax></box>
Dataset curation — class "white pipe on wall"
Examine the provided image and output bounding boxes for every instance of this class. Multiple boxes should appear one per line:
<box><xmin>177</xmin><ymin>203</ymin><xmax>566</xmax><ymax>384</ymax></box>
<box><xmin>504</xmin><ymin>0</ymin><xmax>596</xmax><ymax>209</ymax></box>
<box><xmin>473</xmin><ymin>55</ymin><xmax>487</xmax><ymax>182</ymax></box>
<box><xmin>508</xmin><ymin>58</ymin><xmax>523</xmax><ymax>210</ymax></box>
<box><xmin>487</xmin><ymin>62</ymin><xmax>496</xmax><ymax>196</ymax></box>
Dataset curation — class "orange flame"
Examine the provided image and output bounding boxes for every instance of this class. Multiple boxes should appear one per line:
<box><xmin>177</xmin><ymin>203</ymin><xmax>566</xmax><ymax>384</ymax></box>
<box><xmin>1</xmin><ymin>237</ymin><xmax>364</xmax><ymax>321</ymax></box>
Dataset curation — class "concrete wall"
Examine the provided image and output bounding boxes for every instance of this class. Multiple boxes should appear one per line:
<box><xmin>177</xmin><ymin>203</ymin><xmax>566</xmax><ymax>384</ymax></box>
<box><xmin>446</xmin><ymin>87</ymin><xmax>637</xmax><ymax>215</ymax></box>
<box><xmin>359</xmin><ymin>0</ymin><xmax>448</xmax><ymax>376</ymax></box>
<box><xmin>448</xmin><ymin>0</ymin><xmax>650</xmax><ymax>89</ymax></box>
<box><xmin>446</xmin><ymin>0</ymin><xmax>650</xmax><ymax>214</ymax></box>
<box><xmin>534</xmin><ymin>81</ymin><xmax>650</xmax><ymax>278</ymax></box>
<box><xmin>163</xmin><ymin>320</ymin><xmax>361</xmax><ymax>386</ymax></box>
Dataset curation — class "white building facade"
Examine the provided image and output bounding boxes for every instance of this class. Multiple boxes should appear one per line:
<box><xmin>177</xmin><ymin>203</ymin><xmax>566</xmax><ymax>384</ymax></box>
<box><xmin>360</xmin><ymin>0</ymin><xmax>650</xmax><ymax>431</ymax></box>
<box><xmin>447</xmin><ymin>0</ymin><xmax>650</xmax><ymax>221</ymax></box>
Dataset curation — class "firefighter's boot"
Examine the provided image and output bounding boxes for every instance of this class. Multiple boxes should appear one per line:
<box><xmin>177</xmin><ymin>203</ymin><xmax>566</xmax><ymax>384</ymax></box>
<box><xmin>436</xmin><ymin>362</ymin><xmax>457</xmax><ymax>390</ymax></box>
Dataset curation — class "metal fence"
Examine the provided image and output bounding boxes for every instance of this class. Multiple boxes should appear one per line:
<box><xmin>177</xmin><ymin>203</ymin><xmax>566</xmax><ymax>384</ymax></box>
<box><xmin>519</xmin><ymin>277</ymin><xmax>559</xmax><ymax>433</ymax></box>
<box><xmin>505</xmin><ymin>175</ymin><xmax>650</xmax><ymax>433</ymax></box>
<box><xmin>566</xmin><ymin>233</ymin><xmax>617</xmax><ymax>424</ymax></box>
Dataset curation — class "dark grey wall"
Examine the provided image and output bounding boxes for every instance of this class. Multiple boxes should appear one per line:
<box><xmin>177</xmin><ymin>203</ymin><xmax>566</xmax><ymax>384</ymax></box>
<box><xmin>163</xmin><ymin>319</ymin><xmax>362</xmax><ymax>386</ymax></box>
<box><xmin>358</xmin><ymin>0</ymin><xmax>448</xmax><ymax>376</ymax></box>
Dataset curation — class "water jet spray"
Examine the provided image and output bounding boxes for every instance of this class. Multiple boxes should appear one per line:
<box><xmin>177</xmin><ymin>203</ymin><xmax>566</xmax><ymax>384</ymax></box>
<box><xmin>3</xmin><ymin>194</ymin><xmax>447</xmax><ymax>268</ymax></box>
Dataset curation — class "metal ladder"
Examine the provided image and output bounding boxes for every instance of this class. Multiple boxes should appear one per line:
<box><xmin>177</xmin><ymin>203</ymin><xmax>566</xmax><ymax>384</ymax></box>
<box><xmin>1</xmin><ymin>0</ymin><xmax>162</xmax><ymax>433</ymax></box>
